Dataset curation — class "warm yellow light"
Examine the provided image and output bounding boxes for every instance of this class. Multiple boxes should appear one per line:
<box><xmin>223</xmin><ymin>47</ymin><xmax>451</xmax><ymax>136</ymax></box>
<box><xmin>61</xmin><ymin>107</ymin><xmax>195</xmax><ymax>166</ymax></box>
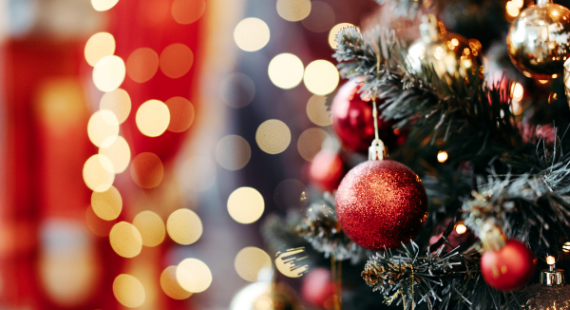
<box><xmin>91</xmin><ymin>185</ymin><xmax>122</xmax><ymax>221</ymax></box>
<box><xmin>164</xmin><ymin>97</ymin><xmax>195</xmax><ymax>133</ymax></box>
<box><xmin>88</xmin><ymin>110</ymin><xmax>119</xmax><ymax>148</ymax></box>
<box><xmin>93</xmin><ymin>56</ymin><xmax>126</xmax><ymax>92</ymax></box>
<box><xmin>83</xmin><ymin>154</ymin><xmax>115</xmax><ymax>192</ymax></box>
<box><xmin>276</xmin><ymin>0</ymin><xmax>311</xmax><ymax>22</ymax></box>
<box><xmin>234</xmin><ymin>247</ymin><xmax>272</xmax><ymax>282</ymax></box>
<box><xmin>256</xmin><ymin>119</ymin><xmax>291</xmax><ymax>154</ymax></box>
<box><xmin>160</xmin><ymin>43</ymin><xmax>194</xmax><ymax>79</ymax></box>
<box><xmin>176</xmin><ymin>258</ymin><xmax>212</xmax><ymax>293</ymax></box>
<box><xmin>512</xmin><ymin>0</ymin><xmax>524</xmax><ymax>8</ymax></box>
<box><xmin>437</xmin><ymin>151</ymin><xmax>449</xmax><ymax>163</ymax></box>
<box><xmin>160</xmin><ymin>266</ymin><xmax>192</xmax><ymax>300</ymax></box>
<box><xmin>275</xmin><ymin>248</ymin><xmax>308</xmax><ymax>278</ymax></box>
<box><xmin>171</xmin><ymin>0</ymin><xmax>206</xmax><ymax>25</ymax></box>
<box><xmin>113</xmin><ymin>274</ymin><xmax>145</xmax><ymax>308</ymax></box>
<box><xmin>511</xmin><ymin>82</ymin><xmax>524</xmax><ymax>101</ymax></box>
<box><xmin>451</xmin><ymin>38</ymin><xmax>460</xmax><ymax>47</ymax></box>
<box><xmin>538</xmin><ymin>79</ymin><xmax>549</xmax><ymax>85</ymax></box>
<box><xmin>562</xmin><ymin>242</ymin><xmax>570</xmax><ymax>253</ymax></box>
<box><xmin>455</xmin><ymin>223</ymin><xmax>467</xmax><ymax>235</ymax></box>
<box><xmin>547</xmin><ymin>255</ymin><xmax>556</xmax><ymax>265</ymax></box>
<box><xmin>130</xmin><ymin>152</ymin><xmax>164</xmax><ymax>189</ymax></box>
<box><xmin>215</xmin><ymin>135</ymin><xmax>251</xmax><ymax>171</ymax></box>
<box><xmin>167</xmin><ymin>209</ymin><xmax>203</xmax><ymax>245</ymax></box>
<box><xmin>227</xmin><ymin>187</ymin><xmax>265</xmax><ymax>224</ymax></box>
<box><xmin>511</xmin><ymin>101</ymin><xmax>523</xmax><ymax>116</ymax></box>
<box><xmin>99</xmin><ymin>136</ymin><xmax>131</xmax><ymax>174</ymax></box>
<box><xmin>328</xmin><ymin>23</ymin><xmax>355</xmax><ymax>49</ymax></box>
<box><xmin>100</xmin><ymin>88</ymin><xmax>131</xmax><ymax>124</ymax></box>
<box><xmin>91</xmin><ymin>0</ymin><xmax>119</xmax><ymax>11</ymax></box>
<box><xmin>303</xmin><ymin>60</ymin><xmax>339</xmax><ymax>95</ymax></box>
<box><xmin>234</xmin><ymin>18</ymin><xmax>270</xmax><ymax>52</ymax></box>
<box><xmin>268</xmin><ymin>53</ymin><xmax>304</xmax><ymax>89</ymax></box>
<box><xmin>109</xmin><ymin>222</ymin><xmax>143</xmax><ymax>258</ymax></box>
<box><xmin>127</xmin><ymin>47</ymin><xmax>159</xmax><ymax>83</ymax></box>
<box><xmin>133</xmin><ymin>211</ymin><xmax>165</xmax><ymax>247</ymax></box>
<box><xmin>306</xmin><ymin>95</ymin><xmax>332</xmax><ymax>126</ymax></box>
<box><xmin>506</xmin><ymin>2</ymin><xmax>520</xmax><ymax>17</ymax></box>
<box><xmin>84</xmin><ymin>32</ymin><xmax>116</xmax><ymax>67</ymax></box>
<box><xmin>297</xmin><ymin>128</ymin><xmax>330</xmax><ymax>162</ymax></box>
<box><xmin>136</xmin><ymin>100</ymin><xmax>170</xmax><ymax>137</ymax></box>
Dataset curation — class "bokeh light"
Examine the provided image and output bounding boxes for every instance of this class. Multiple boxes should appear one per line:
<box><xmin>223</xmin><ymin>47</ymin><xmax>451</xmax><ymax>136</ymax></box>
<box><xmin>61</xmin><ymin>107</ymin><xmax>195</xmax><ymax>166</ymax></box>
<box><xmin>84</xmin><ymin>32</ymin><xmax>116</xmax><ymax>67</ymax></box>
<box><xmin>234</xmin><ymin>247</ymin><xmax>272</xmax><ymax>282</ymax></box>
<box><xmin>256</xmin><ymin>119</ymin><xmax>291</xmax><ymax>154</ymax></box>
<box><xmin>91</xmin><ymin>0</ymin><xmax>119</xmax><ymax>12</ymax></box>
<box><xmin>176</xmin><ymin>258</ymin><xmax>212</xmax><ymax>293</ymax></box>
<box><xmin>130</xmin><ymin>152</ymin><xmax>164</xmax><ymax>189</ymax></box>
<box><xmin>136</xmin><ymin>100</ymin><xmax>170</xmax><ymax>137</ymax></box>
<box><xmin>563</xmin><ymin>241</ymin><xmax>570</xmax><ymax>253</ymax></box>
<box><xmin>215</xmin><ymin>135</ymin><xmax>251</xmax><ymax>171</ymax></box>
<box><xmin>87</xmin><ymin>110</ymin><xmax>119</xmax><ymax>148</ymax></box>
<box><xmin>91</xmin><ymin>185</ymin><xmax>122</xmax><ymax>221</ymax></box>
<box><xmin>178</xmin><ymin>156</ymin><xmax>217</xmax><ymax>192</ymax></box>
<box><xmin>547</xmin><ymin>255</ymin><xmax>556</xmax><ymax>265</ymax></box>
<box><xmin>219</xmin><ymin>73</ymin><xmax>256</xmax><ymax>108</ymax></box>
<box><xmin>99</xmin><ymin>136</ymin><xmax>131</xmax><ymax>174</ymax></box>
<box><xmin>167</xmin><ymin>209</ymin><xmax>203</xmax><ymax>245</ymax></box>
<box><xmin>160</xmin><ymin>43</ymin><xmax>194</xmax><ymax>79</ymax></box>
<box><xmin>165</xmin><ymin>97</ymin><xmax>194</xmax><ymax>133</ymax></box>
<box><xmin>160</xmin><ymin>266</ymin><xmax>192</xmax><ymax>300</ymax></box>
<box><xmin>303</xmin><ymin>60</ymin><xmax>339</xmax><ymax>95</ymax></box>
<box><xmin>83</xmin><ymin>154</ymin><xmax>115</xmax><ymax>192</ymax></box>
<box><xmin>301</xmin><ymin>1</ymin><xmax>335</xmax><ymax>33</ymax></box>
<box><xmin>234</xmin><ymin>18</ymin><xmax>270</xmax><ymax>52</ymax></box>
<box><xmin>276</xmin><ymin>0</ymin><xmax>311</xmax><ymax>22</ymax></box>
<box><xmin>93</xmin><ymin>55</ymin><xmax>126</xmax><ymax>92</ymax></box>
<box><xmin>171</xmin><ymin>0</ymin><xmax>206</xmax><ymax>25</ymax></box>
<box><xmin>506</xmin><ymin>1</ymin><xmax>520</xmax><ymax>17</ymax></box>
<box><xmin>455</xmin><ymin>223</ymin><xmax>467</xmax><ymax>235</ymax></box>
<box><xmin>306</xmin><ymin>95</ymin><xmax>332</xmax><ymax>126</ymax></box>
<box><xmin>127</xmin><ymin>47</ymin><xmax>159</xmax><ymax>83</ymax></box>
<box><xmin>437</xmin><ymin>151</ymin><xmax>449</xmax><ymax>163</ymax></box>
<box><xmin>109</xmin><ymin>222</ymin><xmax>143</xmax><ymax>258</ymax></box>
<box><xmin>113</xmin><ymin>274</ymin><xmax>146</xmax><ymax>308</ymax></box>
<box><xmin>275</xmin><ymin>249</ymin><xmax>308</xmax><ymax>278</ymax></box>
<box><xmin>133</xmin><ymin>211</ymin><xmax>166</xmax><ymax>247</ymax></box>
<box><xmin>227</xmin><ymin>187</ymin><xmax>265</xmax><ymax>224</ymax></box>
<box><xmin>511</xmin><ymin>82</ymin><xmax>524</xmax><ymax>101</ymax></box>
<box><xmin>268</xmin><ymin>53</ymin><xmax>304</xmax><ymax>89</ymax></box>
<box><xmin>297</xmin><ymin>127</ymin><xmax>330</xmax><ymax>162</ymax></box>
<box><xmin>328</xmin><ymin>23</ymin><xmax>355</xmax><ymax>49</ymax></box>
<box><xmin>100</xmin><ymin>88</ymin><xmax>131</xmax><ymax>124</ymax></box>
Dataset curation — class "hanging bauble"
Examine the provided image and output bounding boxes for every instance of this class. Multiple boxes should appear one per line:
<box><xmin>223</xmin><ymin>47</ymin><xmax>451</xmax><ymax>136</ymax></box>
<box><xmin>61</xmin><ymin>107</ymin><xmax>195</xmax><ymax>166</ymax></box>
<box><xmin>301</xmin><ymin>268</ymin><xmax>335</xmax><ymax>309</ymax></box>
<box><xmin>331</xmin><ymin>80</ymin><xmax>405</xmax><ymax>153</ymax></box>
<box><xmin>230</xmin><ymin>282</ymin><xmax>303</xmax><ymax>310</ymax></box>
<box><xmin>506</xmin><ymin>0</ymin><xmax>570</xmax><ymax>80</ymax></box>
<box><xmin>408</xmin><ymin>14</ymin><xmax>483</xmax><ymax>77</ymax></box>
<box><xmin>520</xmin><ymin>257</ymin><xmax>570</xmax><ymax>310</ymax></box>
<box><xmin>335</xmin><ymin>160</ymin><xmax>428</xmax><ymax>250</ymax></box>
<box><xmin>309</xmin><ymin>150</ymin><xmax>344</xmax><ymax>192</ymax></box>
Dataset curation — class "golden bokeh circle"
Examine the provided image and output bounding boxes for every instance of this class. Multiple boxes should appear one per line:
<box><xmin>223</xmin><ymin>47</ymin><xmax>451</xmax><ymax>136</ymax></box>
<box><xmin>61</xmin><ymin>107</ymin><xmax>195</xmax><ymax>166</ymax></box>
<box><xmin>227</xmin><ymin>187</ymin><xmax>265</xmax><ymax>224</ymax></box>
<box><xmin>160</xmin><ymin>44</ymin><xmax>194</xmax><ymax>79</ymax></box>
<box><xmin>328</xmin><ymin>23</ymin><xmax>356</xmax><ymax>49</ymax></box>
<box><xmin>84</xmin><ymin>32</ymin><xmax>116</xmax><ymax>67</ymax></box>
<box><xmin>87</xmin><ymin>110</ymin><xmax>119</xmax><ymax>148</ymax></box>
<box><xmin>160</xmin><ymin>266</ymin><xmax>192</xmax><ymax>300</ymax></box>
<box><xmin>165</xmin><ymin>97</ymin><xmax>195</xmax><ymax>133</ymax></box>
<box><xmin>136</xmin><ymin>100</ymin><xmax>171</xmax><ymax>137</ymax></box>
<box><xmin>127</xmin><ymin>47</ymin><xmax>159</xmax><ymax>83</ymax></box>
<box><xmin>171</xmin><ymin>0</ymin><xmax>206</xmax><ymax>25</ymax></box>
<box><xmin>234</xmin><ymin>247</ymin><xmax>272</xmax><ymax>282</ymax></box>
<box><xmin>113</xmin><ymin>274</ymin><xmax>146</xmax><ymax>308</ymax></box>
<box><xmin>133</xmin><ymin>211</ymin><xmax>166</xmax><ymax>247</ymax></box>
<box><xmin>100</xmin><ymin>88</ymin><xmax>131</xmax><ymax>124</ymax></box>
<box><xmin>268</xmin><ymin>53</ymin><xmax>304</xmax><ymax>89</ymax></box>
<box><xmin>303</xmin><ymin>60</ymin><xmax>339</xmax><ymax>95</ymax></box>
<box><xmin>166</xmin><ymin>209</ymin><xmax>203</xmax><ymax>245</ymax></box>
<box><xmin>215</xmin><ymin>135</ymin><xmax>251</xmax><ymax>171</ymax></box>
<box><xmin>91</xmin><ymin>185</ymin><xmax>122</xmax><ymax>221</ymax></box>
<box><xmin>176</xmin><ymin>258</ymin><xmax>212</xmax><ymax>293</ymax></box>
<box><xmin>91</xmin><ymin>0</ymin><xmax>119</xmax><ymax>12</ymax></box>
<box><xmin>83</xmin><ymin>154</ymin><xmax>115</xmax><ymax>192</ymax></box>
<box><xmin>297</xmin><ymin>128</ymin><xmax>330</xmax><ymax>162</ymax></box>
<box><xmin>234</xmin><ymin>18</ymin><xmax>271</xmax><ymax>52</ymax></box>
<box><xmin>306</xmin><ymin>95</ymin><xmax>332</xmax><ymax>126</ymax></box>
<box><xmin>275</xmin><ymin>249</ymin><xmax>308</xmax><ymax>278</ymax></box>
<box><xmin>109</xmin><ymin>222</ymin><xmax>143</xmax><ymax>258</ymax></box>
<box><xmin>255</xmin><ymin>119</ymin><xmax>291</xmax><ymax>155</ymax></box>
<box><xmin>99</xmin><ymin>136</ymin><xmax>131</xmax><ymax>174</ymax></box>
<box><xmin>93</xmin><ymin>55</ymin><xmax>126</xmax><ymax>92</ymax></box>
<box><xmin>276</xmin><ymin>0</ymin><xmax>311</xmax><ymax>22</ymax></box>
<box><xmin>130</xmin><ymin>152</ymin><xmax>164</xmax><ymax>189</ymax></box>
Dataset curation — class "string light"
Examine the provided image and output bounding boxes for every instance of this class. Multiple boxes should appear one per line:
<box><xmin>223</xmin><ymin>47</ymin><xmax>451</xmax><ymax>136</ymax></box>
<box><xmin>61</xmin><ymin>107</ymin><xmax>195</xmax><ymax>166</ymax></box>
<box><xmin>303</xmin><ymin>60</ymin><xmax>339</xmax><ymax>95</ymax></box>
<box><xmin>176</xmin><ymin>258</ymin><xmax>212</xmax><ymax>293</ymax></box>
<box><xmin>84</xmin><ymin>32</ymin><xmax>116</xmax><ymax>66</ymax></box>
<box><xmin>234</xmin><ymin>18</ymin><xmax>271</xmax><ymax>52</ymax></box>
<box><xmin>167</xmin><ymin>209</ymin><xmax>203</xmax><ymax>245</ymax></box>
<box><xmin>268</xmin><ymin>53</ymin><xmax>304</xmax><ymax>89</ymax></box>
<box><xmin>160</xmin><ymin>43</ymin><xmax>194</xmax><ymax>79</ymax></box>
<box><xmin>215</xmin><ymin>135</ymin><xmax>251</xmax><ymax>171</ymax></box>
<box><xmin>113</xmin><ymin>274</ymin><xmax>146</xmax><ymax>308</ymax></box>
<box><xmin>93</xmin><ymin>55</ymin><xmax>126</xmax><ymax>92</ymax></box>
<box><xmin>276</xmin><ymin>0</ymin><xmax>311</xmax><ymax>22</ymax></box>
<box><xmin>126</xmin><ymin>47</ymin><xmax>159</xmax><ymax>83</ymax></box>
<box><xmin>136</xmin><ymin>100</ymin><xmax>170</xmax><ymax>137</ymax></box>
<box><xmin>455</xmin><ymin>223</ymin><xmax>467</xmax><ymax>235</ymax></box>
<box><xmin>227</xmin><ymin>187</ymin><xmax>265</xmax><ymax>224</ymax></box>
<box><xmin>91</xmin><ymin>186</ymin><xmax>122</xmax><ymax>221</ymax></box>
<box><xmin>99</xmin><ymin>88</ymin><xmax>131</xmax><ymax>124</ymax></box>
<box><xmin>99</xmin><ymin>136</ymin><xmax>131</xmax><ymax>174</ymax></box>
<box><xmin>328</xmin><ymin>23</ymin><xmax>355</xmax><ymax>49</ymax></box>
<box><xmin>437</xmin><ymin>151</ymin><xmax>449</xmax><ymax>163</ymax></box>
<box><xmin>234</xmin><ymin>247</ymin><xmax>272</xmax><ymax>282</ymax></box>
<box><xmin>256</xmin><ymin>119</ymin><xmax>292</xmax><ymax>154</ymax></box>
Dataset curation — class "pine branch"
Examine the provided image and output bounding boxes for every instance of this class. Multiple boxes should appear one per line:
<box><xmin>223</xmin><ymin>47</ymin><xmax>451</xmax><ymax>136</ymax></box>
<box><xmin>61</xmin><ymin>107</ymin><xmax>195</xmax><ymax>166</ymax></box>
<box><xmin>374</xmin><ymin>0</ymin><xmax>500</xmax><ymax>16</ymax></box>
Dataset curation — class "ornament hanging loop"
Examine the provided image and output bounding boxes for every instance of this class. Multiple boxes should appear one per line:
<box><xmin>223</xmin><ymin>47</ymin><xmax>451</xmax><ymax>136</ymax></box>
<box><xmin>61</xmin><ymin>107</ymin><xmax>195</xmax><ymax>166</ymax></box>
<box><xmin>369</xmin><ymin>139</ymin><xmax>387</xmax><ymax>161</ymax></box>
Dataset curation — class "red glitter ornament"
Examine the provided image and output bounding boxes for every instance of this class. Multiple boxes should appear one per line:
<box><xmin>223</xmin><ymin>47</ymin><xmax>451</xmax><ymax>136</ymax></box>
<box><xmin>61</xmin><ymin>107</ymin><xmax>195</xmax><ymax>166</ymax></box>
<box><xmin>331</xmin><ymin>80</ymin><xmax>405</xmax><ymax>153</ymax></box>
<box><xmin>310</xmin><ymin>150</ymin><xmax>344</xmax><ymax>192</ymax></box>
<box><xmin>335</xmin><ymin>160</ymin><xmax>428</xmax><ymax>250</ymax></box>
<box><xmin>480</xmin><ymin>239</ymin><xmax>535</xmax><ymax>291</ymax></box>
<box><xmin>301</xmin><ymin>268</ymin><xmax>335</xmax><ymax>308</ymax></box>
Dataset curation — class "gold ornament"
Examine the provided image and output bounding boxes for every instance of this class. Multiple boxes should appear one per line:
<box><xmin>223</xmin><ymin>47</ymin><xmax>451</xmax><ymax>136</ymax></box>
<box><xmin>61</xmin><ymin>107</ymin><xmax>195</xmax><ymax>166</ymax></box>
<box><xmin>230</xmin><ymin>282</ymin><xmax>303</xmax><ymax>310</ymax></box>
<box><xmin>506</xmin><ymin>0</ymin><xmax>570</xmax><ymax>80</ymax></box>
<box><xmin>408</xmin><ymin>14</ymin><xmax>483</xmax><ymax>77</ymax></box>
<box><xmin>521</xmin><ymin>256</ymin><xmax>570</xmax><ymax>310</ymax></box>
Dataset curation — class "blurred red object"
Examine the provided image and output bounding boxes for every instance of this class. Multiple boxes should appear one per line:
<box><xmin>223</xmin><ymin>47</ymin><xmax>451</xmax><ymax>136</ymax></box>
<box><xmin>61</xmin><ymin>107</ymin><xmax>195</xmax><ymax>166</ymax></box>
<box><xmin>309</xmin><ymin>150</ymin><xmax>343</xmax><ymax>192</ymax></box>
<box><xmin>301</xmin><ymin>268</ymin><xmax>335</xmax><ymax>309</ymax></box>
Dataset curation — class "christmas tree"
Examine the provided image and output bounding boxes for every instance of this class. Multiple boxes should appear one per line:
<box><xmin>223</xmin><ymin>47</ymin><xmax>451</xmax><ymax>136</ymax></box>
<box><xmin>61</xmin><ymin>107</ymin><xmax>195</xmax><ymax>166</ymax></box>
<box><xmin>263</xmin><ymin>0</ymin><xmax>570</xmax><ymax>309</ymax></box>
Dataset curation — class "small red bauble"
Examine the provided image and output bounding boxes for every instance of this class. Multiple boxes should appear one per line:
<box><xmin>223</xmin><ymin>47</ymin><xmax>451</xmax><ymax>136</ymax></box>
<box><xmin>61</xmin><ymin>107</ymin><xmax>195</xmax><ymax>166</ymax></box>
<box><xmin>480</xmin><ymin>239</ymin><xmax>535</xmax><ymax>291</ymax></box>
<box><xmin>335</xmin><ymin>160</ymin><xmax>428</xmax><ymax>250</ymax></box>
<box><xmin>331</xmin><ymin>80</ymin><xmax>405</xmax><ymax>153</ymax></box>
<box><xmin>301</xmin><ymin>268</ymin><xmax>335</xmax><ymax>308</ymax></box>
<box><xmin>310</xmin><ymin>150</ymin><xmax>344</xmax><ymax>192</ymax></box>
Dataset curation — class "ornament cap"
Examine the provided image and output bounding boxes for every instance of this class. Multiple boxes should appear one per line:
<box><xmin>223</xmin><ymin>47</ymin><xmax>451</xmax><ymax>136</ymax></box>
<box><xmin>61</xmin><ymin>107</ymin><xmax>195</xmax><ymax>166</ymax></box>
<box><xmin>368</xmin><ymin>139</ymin><xmax>387</xmax><ymax>161</ymax></box>
<box><xmin>540</xmin><ymin>268</ymin><xmax>565</xmax><ymax>286</ymax></box>
<box><xmin>480</xmin><ymin>221</ymin><xmax>507</xmax><ymax>252</ymax></box>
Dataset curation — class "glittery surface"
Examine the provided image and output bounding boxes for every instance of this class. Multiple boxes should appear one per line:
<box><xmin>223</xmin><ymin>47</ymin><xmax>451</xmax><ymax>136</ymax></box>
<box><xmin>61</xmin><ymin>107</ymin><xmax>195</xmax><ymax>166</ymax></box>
<box><xmin>335</xmin><ymin>160</ymin><xmax>428</xmax><ymax>250</ymax></box>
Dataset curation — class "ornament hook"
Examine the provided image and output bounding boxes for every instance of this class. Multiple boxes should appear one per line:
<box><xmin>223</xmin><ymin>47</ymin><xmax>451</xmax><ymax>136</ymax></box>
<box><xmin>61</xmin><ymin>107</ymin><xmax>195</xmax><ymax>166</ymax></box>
<box><xmin>369</xmin><ymin>139</ymin><xmax>387</xmax><ymax>161</ymax></box>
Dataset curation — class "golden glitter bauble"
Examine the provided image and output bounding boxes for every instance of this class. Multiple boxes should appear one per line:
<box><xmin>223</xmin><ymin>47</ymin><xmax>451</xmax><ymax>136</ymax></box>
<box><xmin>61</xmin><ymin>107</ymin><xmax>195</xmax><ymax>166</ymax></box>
<box><xmin>506</xmin><ymin>0</ymin><xmax>570</xmax><ymax>80</ymax></box>
<box><xmin>230</xmin><ymin>282</ymin><xmax>303</xmax><ymax>310</ymax></box>
<box><xmin>521</xmin><ymin>284</ymin><xmax>570</xmax><ymax>309</ymax></box>
<box><xmin>408</xmin><ymin>14</ymin><xmax>483</xmax><ymax>77</ymax></box>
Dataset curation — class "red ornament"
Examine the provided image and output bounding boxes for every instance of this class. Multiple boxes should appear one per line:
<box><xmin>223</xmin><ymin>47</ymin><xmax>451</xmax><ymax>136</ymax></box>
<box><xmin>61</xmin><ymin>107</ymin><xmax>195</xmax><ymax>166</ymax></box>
<box><xmin>331</xmin><ymin>80</ymin><xmax>405</xmax><ymax>153</ymax></box>
<box><xmin>335</xmin><ymin>160</ymin><xmax>428</xmax><ymax>250</ymax></box>
<box><xmin>301</xmin><ymin>268</ymin><xmax>335</xmax><ymax>308</ymax></box>
<box><xmin>480</xmin><ymin>239</ymin><xmax>535</xmax><ymax>291</ymax></box>
<box><xmin>310</xmin><ymin>150</ymin><xmax>344</xmax><ymax>192</ymax></box>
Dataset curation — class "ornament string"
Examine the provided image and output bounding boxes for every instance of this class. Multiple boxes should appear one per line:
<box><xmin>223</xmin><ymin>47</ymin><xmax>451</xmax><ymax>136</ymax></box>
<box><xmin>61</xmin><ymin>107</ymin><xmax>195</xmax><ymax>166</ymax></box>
<box><xmin>369</xmin><ymin>54</ymin><xmax>386</xmax><ymax>161</ymax></box>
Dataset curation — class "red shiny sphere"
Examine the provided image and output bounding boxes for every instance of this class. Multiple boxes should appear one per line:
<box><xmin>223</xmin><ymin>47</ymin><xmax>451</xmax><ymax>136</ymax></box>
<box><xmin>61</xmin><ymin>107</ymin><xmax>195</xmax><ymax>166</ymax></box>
<box><xmin>331</xmin><ymin>80</ymin><xmax>404</xmax><ymax>153</ymax></box>
<box><xmin>335</xmin><ymin>160</ymin><xmax>428</xmax><ymax>250</ymax></box>
<box><xmin>481</xmin><ymin>239</ymin><xmax>535</xmax><ymax>291</ymax></box>
<box><xmin>301</xmin><ymin>268</ymin><xmax>335</xmax><ymax>308</ymax></box>
<box><xmin>310</xmin><ymin>150</ymin><xmax>344</xmax><ymax>192</ymax></box>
